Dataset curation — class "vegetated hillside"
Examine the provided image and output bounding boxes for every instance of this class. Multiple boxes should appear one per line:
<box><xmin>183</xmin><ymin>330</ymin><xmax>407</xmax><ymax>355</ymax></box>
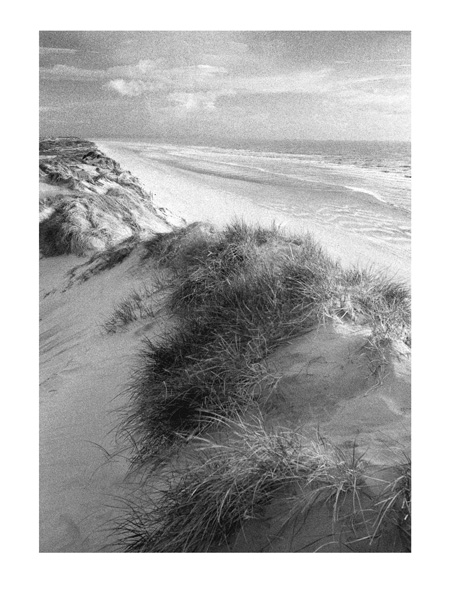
<box><xmin>103</xmin><ymin>221</ymin><xmax>411</xmax><ymax>552</ymax></box>
<box><xmin>39</xmin><ymin>137</ymin><xmax>184</xmax><ymax>257</ymax></box>
<box><xmin>39</xmin><ymin>141</ymin><xmax>411</xmax><ymax>552</ymax></box>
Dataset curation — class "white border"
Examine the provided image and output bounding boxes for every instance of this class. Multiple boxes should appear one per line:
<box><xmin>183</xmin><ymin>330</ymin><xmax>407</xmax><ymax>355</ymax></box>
<box><xmin>4</xmin><ymin>3</ymin><xmax>448</xmax><ymax>596</ymax></box>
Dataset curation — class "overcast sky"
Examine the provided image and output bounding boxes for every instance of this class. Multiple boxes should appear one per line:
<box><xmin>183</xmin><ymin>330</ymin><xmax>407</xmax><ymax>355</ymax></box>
<box><xmin>39</xmin><ymin>31</ymin><xmax>410</xmax><ymax>142</ymax></box>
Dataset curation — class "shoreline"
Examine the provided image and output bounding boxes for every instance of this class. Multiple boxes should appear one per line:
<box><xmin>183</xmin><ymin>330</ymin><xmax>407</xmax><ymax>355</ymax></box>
<box><xmin>94</xmin><ymin>139</ymin><xmax>410</xmax><ymax>283</ymax></box>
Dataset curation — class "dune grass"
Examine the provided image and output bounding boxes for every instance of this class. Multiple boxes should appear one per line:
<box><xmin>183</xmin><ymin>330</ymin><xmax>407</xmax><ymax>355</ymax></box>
<box><xmin>39</xmin><ymin>137</ymin><xmax>172</xmax><ymax>257</ymax></box>
<box><xmin>109</xmin><ymin>220</ymin><xmax>411</xmax><ymax>552</ymax></box>
<box><xmin>65</xmin><ymin>236</ymin><xmax>140</xmax><ymax>287</ymax></box>
<box><xmin>39</xmin><ymin>191</ymin><xmax>168</xmax><ymax>257</ymax></box>
<box><xmin>118</xmin><ymin>220</ymin><xmax>410</xmax><ymax>466</ymax></box>
<box><xmin>372</xmin><ymin>459</ymin><xmax>411</xmax><ymax>550</ymax></box>
<box><xmin>103</xmin><ymin>284</ymin><xmax>156</xmax><ymax>333</ymax></box>
<box><xmin>110</xmin><ymin>417</ymin><xmax>409</xmax><ymax>552</ymax></box>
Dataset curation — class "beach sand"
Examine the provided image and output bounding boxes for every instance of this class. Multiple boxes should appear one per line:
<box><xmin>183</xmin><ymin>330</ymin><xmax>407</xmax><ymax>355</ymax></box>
<box><xmin>94</xmin><ymin>139</ymin><xmax>410</xmax><ymax>283</ymax></box>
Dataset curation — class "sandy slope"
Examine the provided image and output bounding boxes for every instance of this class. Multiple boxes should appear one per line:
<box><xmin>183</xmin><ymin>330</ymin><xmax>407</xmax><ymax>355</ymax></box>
<box><xmin>40</xmin><ymin>248</ymin><xmax>157</xmax><ymax>551</ymax></box>
<box><xmin>40</xmin><ymin>248</ymin><xmax>410</xmax><ymax>552</ymax></box>
<box><xmin>267</xmin><ymin>322</ymin><xmax>411</xmax><ymax>468</ymax></box>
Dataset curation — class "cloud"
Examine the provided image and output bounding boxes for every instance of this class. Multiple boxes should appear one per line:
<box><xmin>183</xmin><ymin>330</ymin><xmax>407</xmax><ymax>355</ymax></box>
<box><xmin>142</xmin><ymin>64</ymin><xmax>228</xmax><ymax>93</ymax></box>
<box><xmin>105</xmin><ymin>64</ymin><xmax>333</xmax><ymax>105</ymax></box>
<box><xmin>107</xmin><ymin>79</ymin><xmax>147</xmax><ymax>97</ymax></box>
<box><xmin>167</xmin><ymin>90</ymin><xmax>236</xmax><ymax>113</ymax></box>
<box><xmin>42</xmin><ymin>53</ymin><xmax>409</xmax><ymax>118</ymax></box>
<box><xmin>168</xmin><ymin>92</ymin><xmax>216</xmax><ymax>112</ymax></box>
<box><xmin>106</xmin><ymin>64</ymin><xmax>407</xmax><ymax>117</ymax></box>
<box><xmin>337</xmin><ymin>89</ymin><xmax>410</xmax><ymax>111</ymax></box>
<box><xmin>39</xmin><ymin>47</ymin><xmax>77</xmax><ymax>55</ymax></box>
<box><xmin>104</xmin><ymin>63</ymin><xmax>229</xmax><ymax>99</ymax></box>
<box><xmin>40</xmin><ymin>64</ymin><xmax>109</xmax><ymax>80</ymax></box>
<box><xmin>300</xmin><ymin>70</ymin><xmax>411</xmax><ymax>115</ymax></box>
<box><xmin>41</xmin><ymin>56</ymin><xmax>334</xmax><ymax>105</ymax></box>
<box><xmin>40</xmin><ymin>59</ymin><xmax>159</xmax><ymax>81</ymax></box>
<box><xmin>118</xmin><ymin>59</ymin><xmax>159</xmax><ymax>77</ymax></box>
<box><xmin>230</xmin><ymin>70</ymin><xmax>332</xmax><ymax>95</ymax></box>
<box><xmin>104</xmin><ymin>64</ymin><xmax>335</xmax><ymax>117</ymax></box>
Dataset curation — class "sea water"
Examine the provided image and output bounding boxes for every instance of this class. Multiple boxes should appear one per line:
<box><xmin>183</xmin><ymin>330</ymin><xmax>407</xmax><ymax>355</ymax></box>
<box><xmin>99</xmin><ymin>138</ymin><xmax>411</xmax><ymax>279</ymax></box>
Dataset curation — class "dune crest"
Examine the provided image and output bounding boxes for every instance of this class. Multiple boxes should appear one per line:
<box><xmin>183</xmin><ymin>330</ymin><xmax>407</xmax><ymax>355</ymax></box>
<box><xmin>39</xmin><ymin>137</ymin><xmax>184</xmax><ymax>257</ymax></box>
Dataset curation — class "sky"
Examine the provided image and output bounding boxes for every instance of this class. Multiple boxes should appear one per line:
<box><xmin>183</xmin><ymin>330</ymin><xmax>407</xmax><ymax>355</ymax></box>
<box><xmin>39</xmin><ymin>31</ymin><xmax>411</xmax><ymax>142</ymax></box>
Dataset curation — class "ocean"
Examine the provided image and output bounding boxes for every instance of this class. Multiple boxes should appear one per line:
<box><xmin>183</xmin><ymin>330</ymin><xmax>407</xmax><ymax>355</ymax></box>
<box><xmin>95</xmin><ymin>138</ymin><xmax>411</xmax><ymax>280</ymax></box>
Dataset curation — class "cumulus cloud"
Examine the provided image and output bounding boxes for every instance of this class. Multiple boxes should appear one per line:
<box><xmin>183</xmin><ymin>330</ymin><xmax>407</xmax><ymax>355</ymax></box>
<box><xmin>107</xmin><ymin>79</ymin><xmax>147</xmax><ymax>97</ymax></box>
<box><xmin>39</xmin><ymin>31</ymin><xmax>410</xmax><ymax>140</ymax></box>
<box><xmin>117</xmin><ymin>59</ymin><xmax>159</xmax><ymax>78</ymax></box>
<box><xmin>104</xmin><ymin>63</ymin><xmax>230</xmax><ymax>105</ymax></box>
<box><xmin>168</xmin><ymin>92</ymin><xmax>215</xmax><ymax>111</ymax></box>
<box><xmin>41</xmin><ymin>53</ymin><xmax>409</xmax><ymax>118</ymax></box>
<box><xmin>104</xmin><ymin>63</ymin><xmax>335</xmax><ymax>114</ymax></box>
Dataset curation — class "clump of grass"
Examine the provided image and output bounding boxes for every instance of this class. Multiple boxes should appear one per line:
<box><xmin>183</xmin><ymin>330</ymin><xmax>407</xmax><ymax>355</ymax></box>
<box><xmin>39</xmin><ymin>184</ymin><xmax>172</xmax><ymax>257</ymax></box>
<box><xmin>119</xmin><ymin>261</ymin><xmax>326</xmax><ymax>463</ymax></box>
<box><xmin>372</xmin><ymin>460</ymin><xmax>411</xmax><ymax>551</ymax></box>
<box><xmin>39</xmin><ymin>138</ymin><xmax>178</xmax><ymax>256</ymax></box>
<box><xmin>120</xmin><ymin>328</ymin><xmax>280</xmax><ymax>463</ymax></box>
<box><xmin>142</xmin><ymin>219</ymin><xmax>280</xmax><ymax>272</ymax></box>
<box><xmin>339</xmin><ymin>266</ymin><xmax>411</xmax><ymax>343</ymax></box>
<box><xmin>221</xmin><ymin>219</ymin><xmax>281</xmax><ymax>246</ymax></box>
<box><xmin>141</xmin><ymin>221</ymin><xmax>217</xmax><ymax>268</ymax></box>
<box><xmin>67</xmin><ymin>237</ymin><xmax>139</xmax><ymax>286</ymax></box>
<box><xmin>110</xmin><ymin>418</ymin><xmax>398</xmax><ymax>552</ymax></box>
<box><xmin>103</xmin><ymin>284</ymin><xmax>155</xmax><ymax>333</ymax></box>
<box><xmin>121</xmin><ymin>220</ymin><xmax>410</xmax><ymax>465</ymax></box>
<box><xmin>334</xmin><ymin>266</ymin><xmax>411</xmax><ymax>375</ymax></box>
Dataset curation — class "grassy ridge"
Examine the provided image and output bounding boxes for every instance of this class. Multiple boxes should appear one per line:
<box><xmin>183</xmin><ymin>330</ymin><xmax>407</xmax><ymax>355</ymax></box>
<box><xmin>116</xmin><ymin>220</ymin><xmax>410</xmax><ymax>465</ymax></box>
<box><xmin>39</xmin><ymin>138</ymin><xmax>176</xmax><ymax>257</ymax></box>
<box><xmin>107</xmin><ymin>220</ymin><xmax>410</xmax><ymax>551</ymax></box>
<box><xmin>39</xmin><ymin>193</ymin><xmax>151</xmax><ymax>256</ymax></box>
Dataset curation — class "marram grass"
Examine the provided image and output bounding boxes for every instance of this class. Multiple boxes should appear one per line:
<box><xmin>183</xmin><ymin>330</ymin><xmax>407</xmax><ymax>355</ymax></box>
<box><xmin>109</xmin><ymin>417</ymin><xmax>410</xmax><ymax>552</ymax></box>
<box><xmin>117</xmin><ymin>220</ymin><xmax>410</xmax><ymax>466</ymax></box>
<box><xmin>103</xmin><ymin>284</ymin><xmax>155</xmax><ymax>333</ymax></box>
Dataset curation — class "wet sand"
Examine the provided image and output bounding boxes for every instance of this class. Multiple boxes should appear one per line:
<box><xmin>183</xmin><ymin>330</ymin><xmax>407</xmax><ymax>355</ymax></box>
<box><xmin>94</xmin><ymin>139</ymin><xmax>410</xmax><ymax>283</ymax></box>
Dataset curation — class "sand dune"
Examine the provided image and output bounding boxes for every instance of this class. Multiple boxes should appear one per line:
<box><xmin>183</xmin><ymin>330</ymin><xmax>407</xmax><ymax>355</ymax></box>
<box><xmin>40</xmin><ymin>139</ymin><xmax>410</xmax><ymax>552</ymax></box>
<box><xmin>39</xmin><ymin>138</ymin><xmax>184</xmax><ymax>257</ymax></box>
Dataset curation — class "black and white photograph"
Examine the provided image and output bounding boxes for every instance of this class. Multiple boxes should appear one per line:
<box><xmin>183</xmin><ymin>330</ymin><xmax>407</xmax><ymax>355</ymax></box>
<box><xmin>39</xmin><ymin>29</ymin><xmax>412</xmax><ymax>556</ymax></box>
